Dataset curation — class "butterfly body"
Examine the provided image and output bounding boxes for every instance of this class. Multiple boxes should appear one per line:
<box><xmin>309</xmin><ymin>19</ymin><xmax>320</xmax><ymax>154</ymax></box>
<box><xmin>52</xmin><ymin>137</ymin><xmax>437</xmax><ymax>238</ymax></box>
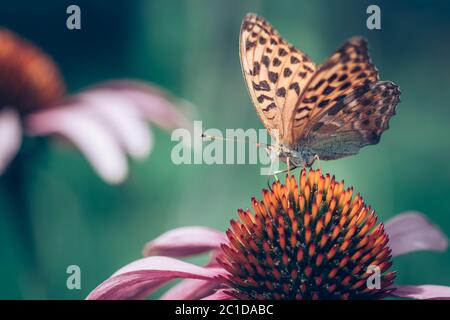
<box><xmin>240</xmin><ymin>13</ymin><xmax>400</xmax><ymax>168</ymax></box>
<box><xmin>267</xmin><ymin>143</ymin><xmax>315</xmax><ymax>167</ymax></box>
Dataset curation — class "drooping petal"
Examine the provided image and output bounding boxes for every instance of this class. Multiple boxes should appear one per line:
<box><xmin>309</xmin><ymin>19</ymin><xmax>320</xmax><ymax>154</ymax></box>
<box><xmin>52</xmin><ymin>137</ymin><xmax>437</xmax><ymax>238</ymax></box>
<box><xmin>391</xmin><ymin>285</ymin><xmax>450</xmax><ymax>300</ymax></box>
<box><xmin>86</xmin><ymin>256</ymin><xmax>227</xmax><ymax>300</ymax></box>
<box><xmin>92</xmin><ymin>81</ymin><xmax>192</xmax><ymax>130</ymax></box>
<box><xmin>77</xmin><ymin>91</ymin><xmax>154</xmax><ymax>159</ymax></box>
<box><xmin>202</xmin><ymin>289</ymin><xmax>234</xmax><ymax>300</ymax></box>
<box><xmin>161</xmin><ymin>278</ymin><xmax>222</xmax><ymax>300</ymax></box>
<box><xmin>385</xmin><ymin>212</ymin><xmax>448</xmax><ymax>257</ymax></box>
<box><xmin>143</xmin><ymin>226</ymin><xmax>228</xmax><ymax>257</ymax></box>
<box><xmin>160</xmin><ymin>249</ymin><xmax>226</xmax><ymax>299</ymax></box>
<box><xmin>0</xmin><ymin>108</ymin><xmax>22</xmax><ymax>174</ymax></box>
<box><xmin>26</xmin><ymin>107</ymin><xmax>128</xmax><ymax>184</ymax></box>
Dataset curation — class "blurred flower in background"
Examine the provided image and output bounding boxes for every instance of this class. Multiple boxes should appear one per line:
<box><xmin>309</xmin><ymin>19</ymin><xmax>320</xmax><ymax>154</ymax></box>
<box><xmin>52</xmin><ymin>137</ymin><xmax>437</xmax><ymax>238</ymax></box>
<box><xmin>0</xmin><ymin>28</ymin><xmax>190</xmax><ymax>184</ymax></box>
<box><xmin>0</xmin><ymin>27</ymin><xmax>192</xmax><ymax>297</ymax></box>
<box><xmin>87</xmin><ymin>170</ymin><xmax>450</xmax><ymax>300</ymax></box>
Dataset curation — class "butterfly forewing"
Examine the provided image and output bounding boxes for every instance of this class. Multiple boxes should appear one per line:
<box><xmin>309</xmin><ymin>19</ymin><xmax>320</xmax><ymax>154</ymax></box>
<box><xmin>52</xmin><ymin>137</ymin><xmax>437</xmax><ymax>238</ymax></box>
<box><xmin>240</xmin><ymin>13</ymin><xmax>316</xmax><ymax>139</ymax></box>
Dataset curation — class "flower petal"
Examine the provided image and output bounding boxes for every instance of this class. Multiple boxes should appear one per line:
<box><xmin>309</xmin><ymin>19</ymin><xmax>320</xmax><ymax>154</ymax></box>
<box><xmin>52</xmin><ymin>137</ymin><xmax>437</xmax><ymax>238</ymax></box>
<box><xmin>385</xmin><ymin>212</ymin><xmax>448</xmax><ymax>257</ymax></box>
<box><xmin>78</xmin><ymin>91</ymin><xmax>154</xmax><ymax>159</ymax></box>
<box><xmin>391</xmin><ymin>285</ymin><xmax>450</xmax><ymax>300</ymax></box>
<box><xmin>86</xmin><ymin>256</ymin><xmax>227</xmax><ymax>300</ymax></box>
<box><xmin>26</xmin><ymin>107</ymin><xmax>128</xmax><ymax>184</ymax></box>
<box><xmin>143</xmin><ymin>227</ymin><xmax>228</xmax><ymax>257</ymax></box>
<box><xmin>202</xmin><ymin>289</ymin><xmax>234</xmax><ymax>300</ymax></box>
<box><xmin>160</xmin><ymin>249</ymin><xmax>225</xmax><ymax>299</ymax></box>
<box><xmin>0</xmin><ymin>108</ymin><xmax>22</xmax><ymax>174</ymax></box>
<box><xmin>93</xmin><ymin>80</ymin><xmax>192</xmax><ymax>130</ymax></box>
<box><xmin>161</xmin><ymin>278</ymin><xmax>222</xmax><ymax>300</ymax></box>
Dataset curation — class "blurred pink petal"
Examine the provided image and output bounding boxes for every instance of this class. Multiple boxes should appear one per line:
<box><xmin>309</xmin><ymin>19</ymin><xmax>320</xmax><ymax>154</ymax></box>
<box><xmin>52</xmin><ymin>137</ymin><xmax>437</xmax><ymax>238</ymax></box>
<box><xmin>385</xmin><ymin>212</ymin><xmax>448</xmax><ymax>257</ymax></box>
<box><xmin>143</xmin><ymin>226</ymin><xmax>228</xmax><ymax>257</ymax></box>
<box><xmin>86</xmin><ymin>256</ymin><xmax>227</xmax><ymax>300</ymax></box>
<box><xmin>77</xmin><ymin>91</ymin><xmax>154</xmax><ymax>159</ymax></box>
<box><xmin>93</xmin><ymin>81</ymin><xmax>192</xmax><ymax>130</ymax></box>
<box><xmin>0</xmin><ymin>108</ymin><xmax>22</xmax><ymax>174</ymax></box>
<box><xmin>392</xmin><ymin>285</ymin><xmax>450</xmax><ymax>300</ymax></box>
<box><xmin>202</xmin><ymin>289</ymin><xmax>234</xmax><ymax>300</ymax></box>
<box><xmin>161</xmin><ymin>278</ymin><xmax>222</xmax><ymax>300</ymax></box>
<box><xmin>26</xmin><ymin>107</ymin><xmax>128</xmax><ymax>184</ymax></box>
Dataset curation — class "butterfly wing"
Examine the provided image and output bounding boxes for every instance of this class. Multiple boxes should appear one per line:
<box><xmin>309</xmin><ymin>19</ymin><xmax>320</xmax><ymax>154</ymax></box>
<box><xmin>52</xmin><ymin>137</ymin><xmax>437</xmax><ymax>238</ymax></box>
<box><xmin>286</xmin><ymin>37</ymin><xmax>400</xmax><ymax>159</ymax></box>
<box><xmin>304</xmin><ymin>81</ymin><xmax>400</xmax><ymax>160</ymax></box>
<box><xmin>240</xmin><ymin>13</ymin><xmax>316</xmax><ymax>140</ymax></box>
<box><xmin>285</xmin><ymin>37</ymin><xmax>380</xmax><ymax>144</ymax></box>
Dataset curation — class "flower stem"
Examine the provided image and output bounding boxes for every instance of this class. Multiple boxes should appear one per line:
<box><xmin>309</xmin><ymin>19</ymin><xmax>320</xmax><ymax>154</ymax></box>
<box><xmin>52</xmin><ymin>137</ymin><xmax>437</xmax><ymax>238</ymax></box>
<box><xmin>1</xmin><ymin>138</ymin><xmax>48</xmax><ymax>298</ymax></box>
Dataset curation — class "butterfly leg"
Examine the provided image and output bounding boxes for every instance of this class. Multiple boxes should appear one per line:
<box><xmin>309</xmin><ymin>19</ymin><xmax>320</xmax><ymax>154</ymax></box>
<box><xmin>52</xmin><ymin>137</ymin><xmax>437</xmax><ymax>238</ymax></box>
<box><xmin>314</xmin><ymin>154</ymin><xmax>322</xmax><ymax>171</ymax></box>
<box><xmin>287</xmin><ymin>157</ymin><xmax>291</xmax><ymax>176</ymax></box>
<box><xmin>272</xmin><ymin>165</ymin><xmax>300</xmax><ymax>176</ymax></box>
<box><xmin>267</xmin><ymin>176</ymin><xmax>273</xmax><ymax>191</ymax></box>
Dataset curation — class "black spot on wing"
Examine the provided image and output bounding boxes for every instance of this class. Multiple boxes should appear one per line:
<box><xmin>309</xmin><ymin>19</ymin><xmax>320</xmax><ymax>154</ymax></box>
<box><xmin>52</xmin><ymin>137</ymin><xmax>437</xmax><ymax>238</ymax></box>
<box><xmin>289</xmin><ymin>82</ymin><xmax>300</xmax><ymax>95</ymax></box>
<box><xmin>262</xmin><ymin>102</ymin><xmax>277</xmax><ymax>112</ymax></box>
<box><xmin>268</xmin><ymin>72</ymin><xmax>279</xmax><ymax>83</ymax></box>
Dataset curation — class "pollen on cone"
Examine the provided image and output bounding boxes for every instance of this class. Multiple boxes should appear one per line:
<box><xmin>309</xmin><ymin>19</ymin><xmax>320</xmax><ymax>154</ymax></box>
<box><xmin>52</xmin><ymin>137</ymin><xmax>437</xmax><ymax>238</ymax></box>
<box><xmin>218</xmin><ymin>169</ymin><xmax>395</xmax><ymax>300</ymax></box>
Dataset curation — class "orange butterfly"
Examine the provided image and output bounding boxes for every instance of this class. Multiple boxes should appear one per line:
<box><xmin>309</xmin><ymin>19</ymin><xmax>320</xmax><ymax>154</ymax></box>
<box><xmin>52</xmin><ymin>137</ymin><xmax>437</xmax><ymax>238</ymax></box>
<box><xmin>240</xmin><ymin>13</ymin><xmax>400</xmax><ymax>170</ymax></box>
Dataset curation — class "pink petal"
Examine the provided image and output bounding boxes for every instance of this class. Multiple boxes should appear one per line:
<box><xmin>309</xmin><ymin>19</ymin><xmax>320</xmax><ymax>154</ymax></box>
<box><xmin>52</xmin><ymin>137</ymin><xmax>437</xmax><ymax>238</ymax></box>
<box><xmin>77</xmin><ymin>91</ymin><xmax>154</xmax><ymax>159</ymax></box>
<box><xmin>161</xmin><ymin>278</ymin><xmax>222</xmax><ymax>300</ymax></box>
<box><xmin>202</xmin><ymin>289</ymin><xmax>234</xmax><ymax>300</ymax></box>
<box><xmin>385</xmin><ymin>212</ymin><xmax>448</xmax><ymax>257</ymax></box>
<box><xmin>143</xmin><ymin>226</ymin><xmax>228</xmax><ymax>257</ymax></box>
<box><xmin>86</xmin><ymin>256</ymin><xmax>227</xmax><ymax>300</ymax></box>
<box><xmin>391</xmin><ymin>285</ymin><xmax>450</xmax><ymax>300</ymax></box>
<box><xmin>160</xmin><ymin>250</ymin><xmax>226</xmax><ymax>299</ymax></box>
<box><xmin>26</xmin><ymin>107</ymin><xmax>128</xmax><ymax>184</ymax></box>
<box><xmin>0</xmin><ymin>108</ymin><xmax>22</xmax><ymax>174</ymax></box>
<box><xmin>92</xmin><ymin>80</ymin><xmax>192</xmax><ymax>130</ymax></box>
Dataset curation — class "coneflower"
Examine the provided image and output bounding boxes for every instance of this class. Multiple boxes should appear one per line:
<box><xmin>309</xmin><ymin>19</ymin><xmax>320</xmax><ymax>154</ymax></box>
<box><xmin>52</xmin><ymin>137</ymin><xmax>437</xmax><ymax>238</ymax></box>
<box><xmin>87</xmin><ymin>170</ymin><xmax>450</xmax><ymax>300</ymax></box>
<box><xmin>218</xmin><ymin>169</ymin><xmax>395</xmax><ymax>299</ymax></box>
<box><xmin>0</xmin><ymin>28</ymin><xmax>190</xmax><ymax>183</ymax></box>
<box><xmin>0</xmin><ymin>28</ymin><xmax>65</xmax><ymax>114</ymax></box>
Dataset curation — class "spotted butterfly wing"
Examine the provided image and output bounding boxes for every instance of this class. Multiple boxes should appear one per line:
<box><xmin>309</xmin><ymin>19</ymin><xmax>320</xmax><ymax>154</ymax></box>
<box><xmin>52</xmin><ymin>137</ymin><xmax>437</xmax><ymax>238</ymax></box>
<box><xmin>240</xmin><ymin>13</ymin><xmax>316</xmax><ymax>140</ymax></box>
<box><xmin>287</xmin><ymin>37</ymin><xmax>400</xmax><ymax>159</ymax></box>
<box><xmin>304</xmin><ymin>82</ymin><xmax>400</xmax><ymax>160</ymax></box>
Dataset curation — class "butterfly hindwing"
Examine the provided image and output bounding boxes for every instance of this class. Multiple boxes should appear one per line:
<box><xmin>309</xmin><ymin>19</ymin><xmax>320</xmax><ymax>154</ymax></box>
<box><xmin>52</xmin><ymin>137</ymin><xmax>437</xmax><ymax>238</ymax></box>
<box><xmin>305</xmin><ymin>81</ymin><xmax>400</xmax><ymax>160</ymax></box>
<box><xmin>240</xmin><ymin>13</ymin><xmax>316</xmax><ymax>139</ymax></box>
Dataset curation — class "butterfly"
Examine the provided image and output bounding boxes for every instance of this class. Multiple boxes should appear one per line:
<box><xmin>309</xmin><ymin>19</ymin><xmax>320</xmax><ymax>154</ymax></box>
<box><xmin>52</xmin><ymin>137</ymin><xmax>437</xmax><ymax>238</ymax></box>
<box><xmin>240</xmin><ymin>13</ymin><xmax>400</xmax><ymax>170</ymax></box>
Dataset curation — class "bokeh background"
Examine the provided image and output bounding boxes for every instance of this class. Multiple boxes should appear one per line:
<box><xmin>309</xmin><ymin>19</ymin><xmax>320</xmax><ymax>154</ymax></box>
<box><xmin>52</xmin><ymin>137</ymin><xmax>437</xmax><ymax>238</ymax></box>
<box><xmin>1</xmin><ymin>0</ymin><xmax>449</xmax><ymax>299</ymax></box>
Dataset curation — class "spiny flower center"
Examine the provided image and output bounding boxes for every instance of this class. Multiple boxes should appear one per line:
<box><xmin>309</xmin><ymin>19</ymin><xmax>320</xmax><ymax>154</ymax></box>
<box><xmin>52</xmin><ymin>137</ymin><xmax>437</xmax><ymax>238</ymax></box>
<box><xmin>218</xmin><ymin>169</ymin><xmax>395</xmax><ymax>300</ymax></box>
<box><xmin>0</xmin><ymin>29</ymin><xmax>65</xmax><ymax>114</ymax></box>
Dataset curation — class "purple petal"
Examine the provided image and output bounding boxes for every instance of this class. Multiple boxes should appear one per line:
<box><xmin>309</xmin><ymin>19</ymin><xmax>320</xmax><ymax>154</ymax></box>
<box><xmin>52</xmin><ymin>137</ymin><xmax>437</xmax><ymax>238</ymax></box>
<box><xmin>202</xmin><ymin>289</ymin><xmax>234</xmax><ymax>300</ymax></box>
<box><xmin>91</xmin><ymin>80</ymin><xmax>192</xmax><ymax>130</ymax></box>
<box><xmin>385</xmin><ymin>211</ymin><xmax>448</xmax><ymax>257</ymax></box>
<box><xmin>86</xmin><ymin>256</ymin><xmax>227</xmax><ymax>300</ymax></box>
<box><xmin>143</xmin><ymin>226</ymin><xmax>228</xmax><ymax>258</ymax></box>
<box><xmin>26</xmin><ymin>107</ymin><xmax>128</xmax><ymax>184</ymax></box>
<box><xmin>161</xmin><ymin>278</ymin><xmax>222</xmax><ymax>300</ymax></box>
<box><xmin>76</xmin><ymin>91</ymin><xmax>154</xmax><ymax>158</ymax></box>
<box><xmin>160</xmin><ymin>250</ymin><xmax>225</xmax><ymax>299</ymax></box>
<box><xmin>0</xmin><ymin>108</ymin><xmax>22</xmax><ymax>174</ymax></box>
<box><xmin>392</xmin><ymin>285</ymin><xmax>450</xmax><ymax>300</ymax></box>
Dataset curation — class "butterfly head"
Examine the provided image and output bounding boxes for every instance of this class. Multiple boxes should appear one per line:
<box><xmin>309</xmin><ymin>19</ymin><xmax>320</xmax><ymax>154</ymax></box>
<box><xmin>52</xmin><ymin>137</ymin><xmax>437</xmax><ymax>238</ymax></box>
<box><xmin>266</xmin><ymin>144</ymin><xmax>315</xmax><ymax>168</ymax></box>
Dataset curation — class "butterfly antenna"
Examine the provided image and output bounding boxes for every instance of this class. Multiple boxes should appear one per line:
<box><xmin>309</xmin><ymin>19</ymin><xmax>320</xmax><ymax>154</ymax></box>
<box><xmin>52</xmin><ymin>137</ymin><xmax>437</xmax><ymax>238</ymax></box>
<box><xmin>201</xmin><ymin>133</ymin><xmax>269</xmax><ymax>149</ymax></box>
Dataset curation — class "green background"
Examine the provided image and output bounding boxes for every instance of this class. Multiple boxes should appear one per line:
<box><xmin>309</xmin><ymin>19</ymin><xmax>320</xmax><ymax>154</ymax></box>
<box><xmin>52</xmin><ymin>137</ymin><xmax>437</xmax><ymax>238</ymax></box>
<box><xmin>0</xmin><ymin>0</ymin><xmax>449</xmax><ymax>299</ymax></box>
